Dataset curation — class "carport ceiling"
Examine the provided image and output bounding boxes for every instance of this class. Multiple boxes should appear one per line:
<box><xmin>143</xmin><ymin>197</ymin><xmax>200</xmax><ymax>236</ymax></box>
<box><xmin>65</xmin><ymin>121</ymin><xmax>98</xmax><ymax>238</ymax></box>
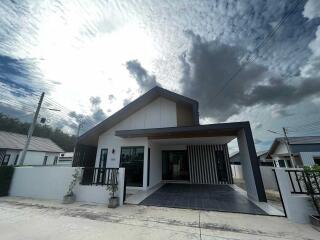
<box><xmin>149</xmin><ymin>136</ymin><xmax>236</xmax><ymax>145</ymax></box>
<box><xmin>115</xmin><ymin>122</ymin><xmax>249</xmax><ymax>139</ymax></box>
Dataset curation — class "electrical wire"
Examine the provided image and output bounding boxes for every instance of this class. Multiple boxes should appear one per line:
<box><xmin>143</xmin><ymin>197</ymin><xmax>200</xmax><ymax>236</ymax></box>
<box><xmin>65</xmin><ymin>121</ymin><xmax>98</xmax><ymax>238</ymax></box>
<box><xmin>210</xmin><ymin>0</ymin><xmax>302</xmax><ymax>102</ymax></box>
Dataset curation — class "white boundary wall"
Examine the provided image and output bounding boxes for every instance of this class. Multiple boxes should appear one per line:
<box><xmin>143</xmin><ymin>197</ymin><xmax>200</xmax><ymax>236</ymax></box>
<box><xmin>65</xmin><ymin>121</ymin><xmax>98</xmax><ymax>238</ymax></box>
<box><xmin>9</xmin><ymin>166</ymin><xmax>125</xmax><ymax>206</ymax></box>
<box><xmin>274</xmin><ymin>168</ymin><xmax>317</xmax><ymax>223</ymax></box>
<box><xmin>231</xmin><ymin>165</ymin><xmax>277</xmax><ymax>190</ymax></box>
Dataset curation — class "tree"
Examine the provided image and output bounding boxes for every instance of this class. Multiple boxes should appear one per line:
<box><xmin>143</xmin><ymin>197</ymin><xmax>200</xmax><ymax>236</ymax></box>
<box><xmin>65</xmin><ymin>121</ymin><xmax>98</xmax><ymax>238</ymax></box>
<box><xmin>0</xmin><ymin>113</ymin><xmax>77</xmax><ymax>151</ymax></box>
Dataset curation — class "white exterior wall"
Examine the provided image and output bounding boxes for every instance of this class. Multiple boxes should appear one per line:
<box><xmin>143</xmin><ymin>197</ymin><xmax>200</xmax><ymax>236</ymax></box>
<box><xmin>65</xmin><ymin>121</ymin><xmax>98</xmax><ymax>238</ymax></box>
<box><xmin>260</xmin><ymin>166</ymin><xmax>277</xmax><ymax>190</ymax></box>
<box><xmin>95</xmin><ymin>97</ymin><xmax>178</xmax><ymax>189</ymax></box>
<box><xmin>231</xmin><ymin>165</ymin><xmax>277</xmax><ymax>190</ymax></box>
<box><xmin>22</xmin><ymin>151</ymin><xmax>60</xmax><ymax>166</ymax></box>
<box><xmin>148</xmin><ymin>142</ymin><xmax>162</xmax><ymax>188</ymax></box>
<box><xmin>300</xmin><ymin>152</ymin><xmax>320</xmax><ymax>166</ymax></box>
<box><xmin>274</xmin><ymin>168</ymin><xmax>317</xmax><ymax>223</ymax></box>
<box><xmin>23</xmin><ymin>151</ymin><xmax>46</xmax><ymax>165</ymax></box>
<box><xmin>116</xmin><ymin>97</ymin><xmax>177</xmax><ymax>130</ymax></box>
<box><xmin>9</xmin><ymin>167</ymin><xmax>126</xmax><ymax>205</ymax></box>
<box><xmin>237</xmin><ymin>129</ymin><xmax>260</xmax><ymax>201</ymax></box>
<box><xmin>10</xmin><ymin>166</ymin><xmax>75</xmax><ymax>200</ymax></box>
<box><xmin>231</xmin><ymin>165</ymin><xmax>243</xmax><ymax>179</ymax></box>
<box><xmin>74</xmin><ymin>168</ymin><xmax>125</xmax><ymax>205</ymax></box>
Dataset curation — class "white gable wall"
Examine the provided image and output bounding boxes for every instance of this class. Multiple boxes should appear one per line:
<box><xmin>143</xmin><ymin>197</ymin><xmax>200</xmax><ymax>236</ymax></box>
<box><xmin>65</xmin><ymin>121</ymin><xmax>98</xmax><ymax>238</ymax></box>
<box><xmin>273</xmin><ymin>141</ymin><xmax>288</xmax><ymax>155</ymax></box>
<box><xmin>95</xmin><ymin>97</ymin><xmax>178</xmax><ymax>189</ymax></box>
<box><xmin>117</xmin><ymin>97</ymin><xmax>177</xmax><ymax>130</ymax></box>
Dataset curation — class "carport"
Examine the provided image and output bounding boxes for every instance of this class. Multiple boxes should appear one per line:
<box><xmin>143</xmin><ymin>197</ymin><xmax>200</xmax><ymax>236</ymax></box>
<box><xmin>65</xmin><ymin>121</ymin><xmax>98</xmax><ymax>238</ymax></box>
<box><xmin>139</xmin><ymin>183</ymin><xmax>267</xmax><ymax>215</ymax></box>
<box><xmin>117</xmin><ymin>121</ymin><xmax>267</xmax><ymax>203</ymax></box>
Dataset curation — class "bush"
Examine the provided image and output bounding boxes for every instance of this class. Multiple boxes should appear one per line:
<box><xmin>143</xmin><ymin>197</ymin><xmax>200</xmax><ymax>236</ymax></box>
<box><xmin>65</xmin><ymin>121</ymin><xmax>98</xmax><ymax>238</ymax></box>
<box><xmin>0</xmin><ymin>166</ymin><xmax>15</xmax><ymax>196</ymax></box>
<box><xmin>303</xmin><ymin>164</ymin><xmax>320</xmax><ymax>216</ymax></box>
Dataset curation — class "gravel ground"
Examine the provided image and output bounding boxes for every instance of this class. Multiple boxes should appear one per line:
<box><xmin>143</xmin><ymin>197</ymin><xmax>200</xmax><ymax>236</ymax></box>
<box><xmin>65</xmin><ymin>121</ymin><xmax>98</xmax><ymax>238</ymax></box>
<box><xmin>0</xmin><ymin>197</ymin><xmax>318</xmax><ymax>240</ymax></box>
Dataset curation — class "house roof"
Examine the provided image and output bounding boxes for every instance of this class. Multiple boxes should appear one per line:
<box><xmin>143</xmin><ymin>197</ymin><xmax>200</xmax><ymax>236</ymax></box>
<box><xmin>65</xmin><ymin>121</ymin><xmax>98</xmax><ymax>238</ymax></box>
<box><xmin>267</xmin><ymin>136</ymin><xmax>320</xmax><ymax>157</ymax></box>
<box><xmin>78</xmin><ymin>86</ymin><xmax>199</xmax><ymax>146</ymax></box>
<box><xmin>0</xmin><ymin>131</ymin><xmax>64</xmax><ymax>152</ymax></box>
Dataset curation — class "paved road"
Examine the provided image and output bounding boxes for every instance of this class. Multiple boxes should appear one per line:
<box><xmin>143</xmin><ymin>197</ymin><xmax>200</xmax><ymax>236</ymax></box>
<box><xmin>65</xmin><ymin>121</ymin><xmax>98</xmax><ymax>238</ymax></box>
<box><xmin>0</xmin><ymin>197</ymin><xmax>318</xmax><ymax>240</ymax></box>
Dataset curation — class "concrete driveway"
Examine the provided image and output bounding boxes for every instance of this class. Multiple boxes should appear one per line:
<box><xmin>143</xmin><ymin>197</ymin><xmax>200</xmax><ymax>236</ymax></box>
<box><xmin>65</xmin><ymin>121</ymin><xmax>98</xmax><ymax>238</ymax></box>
<box><xmin>0</xmin><ymin>197</ymin><xmax>318</xmax><ymax>240</ymax></box>
<box><xmin>140</xmin><ymin>184</ymin><xmax>267</xmax><ymax>215</ymax></box>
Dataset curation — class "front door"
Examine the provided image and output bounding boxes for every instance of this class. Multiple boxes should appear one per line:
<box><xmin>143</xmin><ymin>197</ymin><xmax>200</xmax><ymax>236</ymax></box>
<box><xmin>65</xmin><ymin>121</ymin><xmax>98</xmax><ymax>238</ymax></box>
<box><xmin>162</xmin><ymin>150</ymin><xmax>189</xmax><ymax>181</ymax></box>
<box><xmin>120</xmin><ymin>147</ymin><xmax>144</xmax><ymax>187</ymax></box>
<box><xmin>97</xmin><ymin>149</ymin><xmax>108</xmax><ymax>184</ymax></box>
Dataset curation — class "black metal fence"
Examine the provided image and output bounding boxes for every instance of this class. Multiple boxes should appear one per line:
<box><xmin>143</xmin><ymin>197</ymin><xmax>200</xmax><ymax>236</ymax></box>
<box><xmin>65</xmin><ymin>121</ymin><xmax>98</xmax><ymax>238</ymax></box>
<box><xmin>80</xmin><ymin>167</ymin><xmax>119</xmax><ymax>186</ymax></box>
<box><xmin>285</xmin><ymin>169</ymin><xmax>320</xmax><ymax>195</ymax></box>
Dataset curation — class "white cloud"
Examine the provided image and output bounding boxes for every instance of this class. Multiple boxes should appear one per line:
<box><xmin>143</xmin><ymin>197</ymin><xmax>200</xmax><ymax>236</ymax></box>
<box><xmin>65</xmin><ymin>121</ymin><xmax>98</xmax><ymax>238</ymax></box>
<box><xmin>303</xmin><ymin>0</ymin><xmax>320</xmax><ymax>20</ymax></box>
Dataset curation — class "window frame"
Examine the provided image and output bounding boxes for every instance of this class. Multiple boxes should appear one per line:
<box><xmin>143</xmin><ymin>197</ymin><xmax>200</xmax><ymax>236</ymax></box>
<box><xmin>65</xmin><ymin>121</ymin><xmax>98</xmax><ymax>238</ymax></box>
<box><xmin>1</xmin><ymin>154</ymin><xmax>10</xmax><ymax>166</ymax></box>
<box><xmin>14</xmin><ymin>154</ymin><xmax>19</xmax><ymax>165</ymax></box>
<box><xmin>53</xmin><ymin>156</ymin><xmax>58</xmax><ymax>165</ymax></box>
<box><xmin>43</xmin><ymin>156</ymin><xmax>48</xmax><ymax>166</ymax></box>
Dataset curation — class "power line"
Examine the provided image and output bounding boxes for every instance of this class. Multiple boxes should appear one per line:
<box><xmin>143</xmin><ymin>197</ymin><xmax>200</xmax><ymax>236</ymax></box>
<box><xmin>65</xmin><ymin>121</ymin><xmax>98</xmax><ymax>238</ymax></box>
<box><xmin>211</xmin><ymin>0</ymin><xmax>302</xmax><ymax>102</ymax></box>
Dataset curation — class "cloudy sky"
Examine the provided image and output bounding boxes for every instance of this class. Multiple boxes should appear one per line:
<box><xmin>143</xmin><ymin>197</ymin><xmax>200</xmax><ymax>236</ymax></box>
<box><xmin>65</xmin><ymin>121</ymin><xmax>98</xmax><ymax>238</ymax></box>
<box><xmin>0</xmin><ymin>0</ymin><xmax>320</xmax><ymax>152</ymax></box>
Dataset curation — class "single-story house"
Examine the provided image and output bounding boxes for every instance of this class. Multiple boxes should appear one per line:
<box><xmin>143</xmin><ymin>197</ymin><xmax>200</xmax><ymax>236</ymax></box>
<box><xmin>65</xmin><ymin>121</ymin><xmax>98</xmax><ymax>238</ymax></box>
<box><xmin>0</xmin><ymin>131</ymin><xmax>64</xmax><ymax>166</ymax></box>
<box><xmin>266</xmin><ymin>136</ymin><xmax>320</xmax><ymax>168</ymax></box>
<box><xmin>74</xmin><ymin>86</ymin><xmax>267</xmax><ymax>202</ymax></box>
<box><xmin>230</xmin><ymin>150</ymin><xmax>273</xmax><ymax>166</ymax></box>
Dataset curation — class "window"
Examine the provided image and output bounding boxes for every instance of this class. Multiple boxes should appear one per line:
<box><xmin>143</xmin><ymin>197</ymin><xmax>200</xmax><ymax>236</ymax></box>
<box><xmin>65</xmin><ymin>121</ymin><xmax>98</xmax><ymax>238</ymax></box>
<box><xmin>53</xmin><ymin>156</ymin><xmax>58</xmax><ymax>165</ymax></box>
<box><xmin>14</xmin><ymin>154</ymin><xmax>19</xmax><ymax>165</ymax></box>
<box><xmin>120</xmin><ymin>146</ymin><xmax>144</xmax><ymax>187</ymax></box>
<box><xmin>278</xmin><ymin>160</ymin><xmax>286</xmax><ymax>168</ymax></box>
<box><xmin>1</xmin><ymin>154</ymin><xmax>10</xmax><ymax>166</ymax></box>
<box><xmin>43</xmin><ymin>156</ymin><xmax>48</xmax><ymax>165</ymax></box>
<box><xmin>260</xmin><ymin>161</ymin><xmax>273</xmax><ymax>167</ymax></box>
<box><xmin>286</xmin><ymin>159</ymin><xmax>292</xmax><ymax>168</ymax></box>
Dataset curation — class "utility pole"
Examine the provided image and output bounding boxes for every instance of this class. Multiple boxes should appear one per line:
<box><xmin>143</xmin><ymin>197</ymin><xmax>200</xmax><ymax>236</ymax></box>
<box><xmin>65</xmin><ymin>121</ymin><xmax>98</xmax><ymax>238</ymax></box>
<box><xmin>282</xmin><ymin>127</ymin><xmax>295</xmax><ymax>168</ymax></box>
<box><xmin>72</xmin><ymin>119</ymin><xmax>84</xmax><ymax>166</ymax></box>
<box><xmin>19</xmin><ymin>92</ymin><xmax>45</xmax><ymax>165</ymax></box>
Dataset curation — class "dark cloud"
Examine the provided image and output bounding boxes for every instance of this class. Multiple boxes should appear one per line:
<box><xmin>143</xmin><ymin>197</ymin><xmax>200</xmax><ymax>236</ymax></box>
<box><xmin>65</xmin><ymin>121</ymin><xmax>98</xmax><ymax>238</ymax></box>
<box><xmin>123</xmin><ymin>98</ymin><xmax>132</xmax><ymax>106</ymax></box>
<box><xmin>89</xmin><ymin>96</ymin><xmax>102</xmax><ymax>105</ymax></box>
<box><xmin>89</xmin><ymin>96</ymin><xmax>106</xmax><ymax>122</ymax></box>
<box><xmin>126</xmin><ymin>59</ymin><xmax>160</xmax><ymax>91</ymax></box>
<box><xmin>91</xmin><ymin>108</ymin><xmax>106</xmax><ymax>122</ymax></box>
<box><xmin>108</xmin><ymin>94</ymin><xmax>116</xmax><ymax>102</ymax></box>
<box><xmin>180</xmin><ymin>31</ymin><xmax>320</xmax><ymax>121</ymax></box>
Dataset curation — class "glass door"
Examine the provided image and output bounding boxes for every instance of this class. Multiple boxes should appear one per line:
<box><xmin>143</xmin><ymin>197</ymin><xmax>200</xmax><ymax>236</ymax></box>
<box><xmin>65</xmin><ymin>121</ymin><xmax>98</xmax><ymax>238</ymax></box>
<box><xmin>216</xmin><ymin>150</ymin><xmax>228</xmax><ymax>182</ymax></box>
<box><xmin>120</xmin><ymin>147</ymin><xmax>144</xmax><ymax>187</ymax></box>
<box><xmin>97</xmin><ymin>149</ymin><xmax>108</xmax><ymax>184</ymax></box>
<box><xmin>162</xmin><ymin>150</ymin><xmax>189</xmax><ymax>181</ymax></box>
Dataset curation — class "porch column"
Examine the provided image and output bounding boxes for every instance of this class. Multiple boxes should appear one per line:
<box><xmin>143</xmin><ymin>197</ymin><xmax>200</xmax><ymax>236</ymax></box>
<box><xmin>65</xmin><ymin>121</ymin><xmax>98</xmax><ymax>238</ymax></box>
<box><xmin>237</xmin><ymin>124</ymin><xmax>267</xmax><ymax>202</ymax></box>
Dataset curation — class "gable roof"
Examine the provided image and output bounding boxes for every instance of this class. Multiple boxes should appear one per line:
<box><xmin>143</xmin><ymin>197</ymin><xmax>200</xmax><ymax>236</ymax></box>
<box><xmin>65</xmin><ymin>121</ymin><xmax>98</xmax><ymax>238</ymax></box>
<box><xmin>78</xmin><ymin>86</ymin><xmax>199</xmax><ymax>146</ymax></box>
<box><xmin>267</xmin><ymin>136</ymin><xmax>320</xmax><ymax>157</ymax></box>
<box><xmin>0</xmin><ymin>131</ymin><xmax>64</xmax><ymax>152</ymax></box>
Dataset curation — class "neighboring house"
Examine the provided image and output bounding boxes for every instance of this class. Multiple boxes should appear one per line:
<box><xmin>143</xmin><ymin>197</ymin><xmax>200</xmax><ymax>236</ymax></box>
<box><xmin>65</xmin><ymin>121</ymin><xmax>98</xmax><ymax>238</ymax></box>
<box><xmin>230</xmin><ymin>150</ymin><xmax>273</xmax><ymax>166</ymax></box>
<box><xmin>266</xmin><ymin>136</ymin><xmax>320</xmax><ymax>168</ymax></box>
<box><xmin>0</xmin><ymin>131</ymin><xmax>64</xmax><ymax>166</ymax></box>
<box><xmin>58</xmin><ymin>152</ymin><xmax>74</xmax><ymax>165</ymax></box>
<box><xmin>74</xmin><ymin>86</ymin><xmax>267</xmax><ymax>202</ymax></box>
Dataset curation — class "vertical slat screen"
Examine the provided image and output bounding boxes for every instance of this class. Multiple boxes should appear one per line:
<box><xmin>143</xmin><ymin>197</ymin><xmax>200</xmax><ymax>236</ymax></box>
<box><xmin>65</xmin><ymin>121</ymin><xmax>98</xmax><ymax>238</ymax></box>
<box><xmin>187</xmin><ymin>144</ymin><xmax>232</xmax><ymax>184</ymax></box>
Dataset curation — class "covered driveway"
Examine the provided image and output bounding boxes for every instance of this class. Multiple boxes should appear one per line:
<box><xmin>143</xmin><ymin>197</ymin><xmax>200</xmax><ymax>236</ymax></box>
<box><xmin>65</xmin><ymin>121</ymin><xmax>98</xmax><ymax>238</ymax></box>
<box><xmin>140</xmin><ymin>183</ymin><xmax>267</xmax><ymax>215</ymax></box>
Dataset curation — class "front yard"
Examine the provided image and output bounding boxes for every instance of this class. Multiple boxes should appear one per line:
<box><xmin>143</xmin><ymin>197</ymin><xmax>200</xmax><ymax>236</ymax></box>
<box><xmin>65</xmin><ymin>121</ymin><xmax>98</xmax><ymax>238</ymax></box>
<box><xmin>0</xmin><ymin>197</ymin><xmax>318</xmax><ymax>240</ymax></box>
